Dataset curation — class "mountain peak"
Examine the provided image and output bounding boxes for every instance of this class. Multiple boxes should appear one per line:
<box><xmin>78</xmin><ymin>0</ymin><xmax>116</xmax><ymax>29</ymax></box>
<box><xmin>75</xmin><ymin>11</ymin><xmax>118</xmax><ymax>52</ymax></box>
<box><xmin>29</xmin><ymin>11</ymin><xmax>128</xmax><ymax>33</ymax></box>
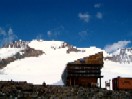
<box><xmin>3</xmin><ymin>40</ymin><xmax>29</xmax><ymax>48</ymax></box>
<box><xmin>0</xmin><ymin>40</ymin><xmax>132</xmax><ymax>88</ymax></box>
<box><xmin>104</xmin><ymin>48</ymin><xmax>132</xmax><ymax>63</ymax></box>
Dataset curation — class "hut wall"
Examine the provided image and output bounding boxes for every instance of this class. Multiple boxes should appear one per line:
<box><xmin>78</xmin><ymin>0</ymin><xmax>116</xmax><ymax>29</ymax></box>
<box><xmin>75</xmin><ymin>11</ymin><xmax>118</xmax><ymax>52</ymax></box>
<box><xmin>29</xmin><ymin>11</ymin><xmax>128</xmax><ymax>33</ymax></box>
<box><xmin>61</xmin><ymin>52</ymin><xmax>103</xmax><ymax>87</ymax></box>
<box><xmin>113</xmin><ymin>77</ymin><xmax>132</xmax><ymax>90</ymax></box>
<box><xmin>78</xmin><ymin>77</ymin><xmax>97</xmax><ymax>86</ymax></box>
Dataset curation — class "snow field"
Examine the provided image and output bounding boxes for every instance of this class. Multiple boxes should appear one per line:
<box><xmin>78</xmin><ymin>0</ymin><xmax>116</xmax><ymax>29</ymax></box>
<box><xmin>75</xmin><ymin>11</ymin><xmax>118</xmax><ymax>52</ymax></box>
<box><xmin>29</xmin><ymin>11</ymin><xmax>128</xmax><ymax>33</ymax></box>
<box><xmin>0</xmin><ymin>40</ymin><xmax>132</xmax><ymax>89</ymax></box>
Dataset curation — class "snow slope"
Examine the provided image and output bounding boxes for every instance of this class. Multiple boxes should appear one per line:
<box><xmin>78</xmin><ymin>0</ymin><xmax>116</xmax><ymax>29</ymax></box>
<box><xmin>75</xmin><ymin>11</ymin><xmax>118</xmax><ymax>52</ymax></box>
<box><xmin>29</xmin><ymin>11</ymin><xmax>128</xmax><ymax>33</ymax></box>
<box><xmin>0</xmin><ymin>40</ymin><xmax>132</xmax><ymax>89</ymax></box>
<box><xmin>0</xmin><ymin>48</ymin><xmax>24</xmax><ymax>59</ymax></box>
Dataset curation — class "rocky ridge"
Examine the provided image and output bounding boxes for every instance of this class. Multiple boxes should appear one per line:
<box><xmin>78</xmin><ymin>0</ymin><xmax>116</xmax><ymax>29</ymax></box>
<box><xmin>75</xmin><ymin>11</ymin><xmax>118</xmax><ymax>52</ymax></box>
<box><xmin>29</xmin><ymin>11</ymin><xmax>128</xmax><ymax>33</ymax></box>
<box><xmin>104</xmin><ymin>48</ymin><xmax>132</xmax><ymax>63</ymax></box>
<box><xmin>3</xmin><ymin>40</ymin><xmax>29</xmax><ymax>48</ymax></box>
<box><xmin>60</xmin><ymin>42</ymin><xmax>85</xmax><ymax>53</ymax></box>
<box><xmin>0</xmin><ymin>40</ymin><xmax>44</xmax><ymax>69</ymax></box>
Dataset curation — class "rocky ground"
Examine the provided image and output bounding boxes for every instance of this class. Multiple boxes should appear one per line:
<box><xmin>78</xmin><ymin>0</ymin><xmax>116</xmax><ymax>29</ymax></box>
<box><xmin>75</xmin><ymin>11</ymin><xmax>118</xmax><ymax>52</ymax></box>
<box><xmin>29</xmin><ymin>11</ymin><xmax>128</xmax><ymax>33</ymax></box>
<box><xmin>0</xmin><ymin>81</ymin><xmax>132</xmax><ymax>99</ymax></box>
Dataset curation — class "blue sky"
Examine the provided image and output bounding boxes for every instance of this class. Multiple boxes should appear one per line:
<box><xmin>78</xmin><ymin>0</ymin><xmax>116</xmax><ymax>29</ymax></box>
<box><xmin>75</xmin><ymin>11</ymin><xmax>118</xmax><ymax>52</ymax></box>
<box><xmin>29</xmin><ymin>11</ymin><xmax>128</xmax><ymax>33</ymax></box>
<box><xmin>0</xmin><ymin>0</ymin><xmax>132</xmax><ymax>51</ymax></box>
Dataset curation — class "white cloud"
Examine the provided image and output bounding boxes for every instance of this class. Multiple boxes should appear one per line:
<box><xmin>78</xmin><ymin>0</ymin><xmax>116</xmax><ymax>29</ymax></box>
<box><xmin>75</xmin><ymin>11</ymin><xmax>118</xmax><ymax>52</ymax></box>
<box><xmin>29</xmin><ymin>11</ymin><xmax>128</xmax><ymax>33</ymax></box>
<box><xmin>78</xmin><ymin>30</ymin><xmax>88</xmax><ymax>41</ymax></box>
<box><xmin>47</xmin><ymin>31</ymin><xmax>52</xmax><ymax>37</ymax></box>
<box><xmin>79</xmin><ymin>31</ymin><xmax>88</xmax><ymax>38</ymax></box>
<box><xmin>0</xmin><ymin>27</ymin><xmax>17</xmax><ymax>47</ymax></box>
<box><xmin>8</xmin><ymin>28</ymin><xmax>17</xmax><ymax>43</ymax></box>
<box><xmin>35</xmin><ymin>34</ymin><xmax>43</xmax><ymax>40</ymax></box>
<box><xmin>104</xmin><ymin>41</ymin><xmax>131</xmax><ymax>53</ymax></box>
<box><xmin>94</xmin><ymin>3</ymin><xmax>101</xmax><ymax>8</ymax></box>
<box><xmin>47</xmin><ymin>26</ymin><xmax>64</xmax><ymax>39</ymax></box>
<box><xmin>47</xmin><ymin>30</ymin><xmax>60</xmax><ymax>38</ymax></box>
<box><xmin>78</xmin><ymin>13</ymin><xmax>90</xmax><ymax>22</ymax></box>
<box><xmin>96</xmin><ymin>12</ymin><xmax>103</xmax><ymax>19</ymax></box>
<box><xmin>0</xmin><ymin>27</ymin><xmax>6</xmax><ymax>36</ymax></box>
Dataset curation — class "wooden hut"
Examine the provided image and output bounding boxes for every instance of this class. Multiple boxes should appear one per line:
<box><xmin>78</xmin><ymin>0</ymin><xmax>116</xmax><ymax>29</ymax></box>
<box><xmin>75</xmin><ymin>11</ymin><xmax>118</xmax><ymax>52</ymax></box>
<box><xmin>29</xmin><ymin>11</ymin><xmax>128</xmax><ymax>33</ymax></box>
<box><xmin>112</xmin><ymin>76</ymin><xmax>132</xmax><ymax>90</ymax></box>
<box><xmin>62</xmin><ymin>52</ymin><xmax>103</xmax><ymax>88</ymax></box>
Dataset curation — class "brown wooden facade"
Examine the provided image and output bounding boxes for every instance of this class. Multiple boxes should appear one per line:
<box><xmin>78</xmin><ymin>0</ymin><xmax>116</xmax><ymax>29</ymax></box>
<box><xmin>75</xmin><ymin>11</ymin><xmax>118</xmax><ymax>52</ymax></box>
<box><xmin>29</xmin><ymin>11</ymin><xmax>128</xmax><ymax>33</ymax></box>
<box><xmin>62</xmin><ymin>52</ymin><xmax>103</xmax><ymax>88</ymax></box>
<box><xmin>112</xmin><ymin>77</ymin><xmax>132</xmax><ymax>90</ymax></box>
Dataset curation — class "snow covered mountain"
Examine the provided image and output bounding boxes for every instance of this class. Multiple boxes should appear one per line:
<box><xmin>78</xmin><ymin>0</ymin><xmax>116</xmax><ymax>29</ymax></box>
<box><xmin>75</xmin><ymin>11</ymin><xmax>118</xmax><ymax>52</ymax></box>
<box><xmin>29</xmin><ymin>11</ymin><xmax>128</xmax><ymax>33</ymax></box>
<box><xmin>0</xmin><ymin>39</ymin><xmax>132</xmax><ymax>89</ymax></box>
<box><xmin>3</xmin><ymin>40</ymin><xmax>29</xmax><ymax>48</ymax></box>
<box><xmin>104</xmin><ymin>48</ymin><xmax>132</xmax><ymax>63</ymax></box>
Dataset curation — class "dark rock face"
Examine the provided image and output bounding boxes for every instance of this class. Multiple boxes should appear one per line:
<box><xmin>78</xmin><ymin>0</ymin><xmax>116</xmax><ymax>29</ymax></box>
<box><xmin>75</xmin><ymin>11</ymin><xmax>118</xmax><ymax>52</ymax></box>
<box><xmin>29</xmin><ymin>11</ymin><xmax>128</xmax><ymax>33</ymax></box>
<box><xmin>62</xmin><ymin>43</ymin><xmax>84</xmax><ymax>53</ymax></box>
<box><xmin>0</xmin><ymin>47</ymin><xmax>44</xmax><ymax>69</ymax></box>
<box><xmin>21</xmin><ymin>47</ymin><xmax>44</xmax><ymax>57</ymax></box>
<box><xmin>67</xmin><ymin>47</ymin><xmax>81</xmax><ymax>53</ymax></box>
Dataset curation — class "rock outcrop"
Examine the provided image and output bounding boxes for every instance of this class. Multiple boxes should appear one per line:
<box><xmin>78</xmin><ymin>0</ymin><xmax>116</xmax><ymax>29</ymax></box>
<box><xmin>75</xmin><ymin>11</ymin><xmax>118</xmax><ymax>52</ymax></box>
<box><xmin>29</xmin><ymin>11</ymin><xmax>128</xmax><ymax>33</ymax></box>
<box><xmin>0</xmin><ymin>47</ymin><xmax>44</xmax><ymax>69</ymax></box>
<box><xmin>104</xmin><ymin>48</ymin><xmax>132</xmax><ymax>63</ymax></box>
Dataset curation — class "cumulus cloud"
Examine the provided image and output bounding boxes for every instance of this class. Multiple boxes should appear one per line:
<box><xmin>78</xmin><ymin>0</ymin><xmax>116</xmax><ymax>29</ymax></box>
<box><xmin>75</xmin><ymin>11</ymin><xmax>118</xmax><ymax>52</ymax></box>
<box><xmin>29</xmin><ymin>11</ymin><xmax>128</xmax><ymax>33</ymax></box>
<box><xmin>47</xmin><ymin>26</ymin><xmax>64</xmax><ymax>39</ymax></box>
<box><xmin>79</xmin><ymin>31</ymin><xmax>88</xmax><ymax>38</ymax></box>
<box><xmin>8</xmin><ymin>28</ymin><xmax>17</xmax><ymax>42</ymax></box>
<box><xmin>104</xmin><ymin>41</ymin><xmax>131</xmax><ymax>53</ymax></box>
<box><xmin>0</xmin><ymin>27</ymin><xmax>6</xmax><ymax>36</ymax></box>
<box><xmin>47</xmin><ymin>30</ymin><xmax>60</xmax><ymax>38</ymax></box>
<box><xmin>47</xmin><ymin>31</ymin><xmax>52</xmax><ymax>37</ymax></box>
<box><xmin>78</xmin><ymin>30</ymin><xmax>88</xmax><ymax>41</ymax></box>
<box><xmin>94</xmin><ymin>3</ymin><xmax>101</xmax><ymax>8</ymax></box>
<box><xmin>36</xmin><ymin>34</ymin><xmax>44</xmax><ymax>40</ymax></box>
<box><xmin>96</xmin><ymin>12</ymin><xmax>103</xmax><ymax>19</ymax></box>
<box><xmin>78</xmin><ymin>13</ymin><xmax>91</xmax><ymax>22</ymax></box>
<box><xmin>0</xmin><ymin>27</ymin><xmax>17</xmax><ymax>47</ymax></box>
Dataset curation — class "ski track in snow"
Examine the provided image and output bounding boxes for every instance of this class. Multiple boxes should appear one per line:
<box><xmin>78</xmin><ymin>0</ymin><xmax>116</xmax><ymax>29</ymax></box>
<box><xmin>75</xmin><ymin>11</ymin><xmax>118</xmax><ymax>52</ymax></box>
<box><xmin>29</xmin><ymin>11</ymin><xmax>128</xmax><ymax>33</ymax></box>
<box><xmin>0</xmin><ymin>40</ymin><xmax>132</xmax><ymax>89</ymax></box>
